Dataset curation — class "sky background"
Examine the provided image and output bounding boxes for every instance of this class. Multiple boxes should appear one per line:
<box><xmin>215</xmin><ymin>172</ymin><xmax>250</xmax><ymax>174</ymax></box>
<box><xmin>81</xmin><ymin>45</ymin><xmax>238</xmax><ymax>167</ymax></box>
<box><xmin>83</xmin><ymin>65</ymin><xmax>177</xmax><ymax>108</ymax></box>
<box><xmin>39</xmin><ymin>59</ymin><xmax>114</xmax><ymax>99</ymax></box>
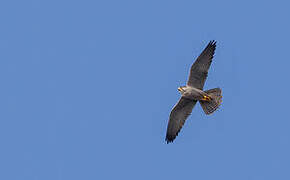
<box><xmin>1</xmin><ymin>0</ymin><xmax>290</xmax><ymax>179</ymax></box>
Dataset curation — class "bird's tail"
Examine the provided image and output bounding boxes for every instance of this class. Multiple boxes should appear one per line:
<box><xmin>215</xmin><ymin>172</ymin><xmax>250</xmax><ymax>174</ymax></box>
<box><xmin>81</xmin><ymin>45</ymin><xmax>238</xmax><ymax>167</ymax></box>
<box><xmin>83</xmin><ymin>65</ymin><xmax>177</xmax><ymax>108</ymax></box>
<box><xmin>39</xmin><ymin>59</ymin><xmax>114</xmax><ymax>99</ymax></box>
<box><xmin>200</xmin><ymin>88</ymin><xmax>222</xmax><ymax>115</ymax></box>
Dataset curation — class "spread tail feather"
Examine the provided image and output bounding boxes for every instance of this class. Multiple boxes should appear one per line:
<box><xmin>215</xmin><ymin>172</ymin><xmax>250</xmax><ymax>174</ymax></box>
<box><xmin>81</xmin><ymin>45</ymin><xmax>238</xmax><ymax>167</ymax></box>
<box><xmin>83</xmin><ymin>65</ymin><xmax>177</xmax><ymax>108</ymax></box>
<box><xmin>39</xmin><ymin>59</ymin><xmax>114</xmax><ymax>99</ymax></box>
<box><xmin>200</xmin><ymin>88</ymin><xmax>222</xmax><ymax>115</ymax></box>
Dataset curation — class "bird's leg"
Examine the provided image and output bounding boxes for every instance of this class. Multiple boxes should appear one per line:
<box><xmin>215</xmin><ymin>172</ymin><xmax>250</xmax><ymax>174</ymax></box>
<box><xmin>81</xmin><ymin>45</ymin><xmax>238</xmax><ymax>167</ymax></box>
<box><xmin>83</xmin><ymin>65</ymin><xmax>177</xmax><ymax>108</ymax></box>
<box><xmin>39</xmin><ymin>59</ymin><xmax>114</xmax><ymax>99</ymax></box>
<box><xmin>201</xmin><ymin>95</ymin><xmax>211</xmax><ymax>101</ymax></box>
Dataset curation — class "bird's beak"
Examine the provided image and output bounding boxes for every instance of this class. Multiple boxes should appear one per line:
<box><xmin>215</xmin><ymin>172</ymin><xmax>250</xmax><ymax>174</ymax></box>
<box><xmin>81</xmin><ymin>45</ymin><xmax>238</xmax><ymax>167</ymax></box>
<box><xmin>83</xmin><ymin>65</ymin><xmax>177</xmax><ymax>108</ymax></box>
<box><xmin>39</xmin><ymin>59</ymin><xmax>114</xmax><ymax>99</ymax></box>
<box><xmin>178</xmin><ymin>87</ymin><xmax>182</xmax><ymax>92</ymax></box>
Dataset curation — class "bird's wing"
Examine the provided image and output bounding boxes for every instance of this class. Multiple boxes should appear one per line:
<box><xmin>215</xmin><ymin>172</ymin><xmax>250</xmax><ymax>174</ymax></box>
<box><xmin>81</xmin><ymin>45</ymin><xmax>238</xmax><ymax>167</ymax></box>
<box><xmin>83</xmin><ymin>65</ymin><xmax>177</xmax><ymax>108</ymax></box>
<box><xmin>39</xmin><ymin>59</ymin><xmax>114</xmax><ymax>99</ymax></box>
<box><xmin>166</xmin><ymin>97</ymin><xmax>197</xmax><ymax>143</ymax></box>
<box><xmin>187</xmin><ymin>40</ymin><xmax>216</xmax><ymax>89</ymax></box>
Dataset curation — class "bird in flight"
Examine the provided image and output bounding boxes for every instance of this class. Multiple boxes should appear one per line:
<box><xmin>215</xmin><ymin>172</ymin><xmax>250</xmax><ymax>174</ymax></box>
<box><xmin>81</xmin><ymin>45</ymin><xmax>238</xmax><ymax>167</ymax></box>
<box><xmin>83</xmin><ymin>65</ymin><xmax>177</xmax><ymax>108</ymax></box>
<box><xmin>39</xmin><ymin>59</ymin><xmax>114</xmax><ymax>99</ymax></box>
<box><xmin>165</xmin><ymin>40</ymin><xmax>222</xmax><ymax>143</ymax></box>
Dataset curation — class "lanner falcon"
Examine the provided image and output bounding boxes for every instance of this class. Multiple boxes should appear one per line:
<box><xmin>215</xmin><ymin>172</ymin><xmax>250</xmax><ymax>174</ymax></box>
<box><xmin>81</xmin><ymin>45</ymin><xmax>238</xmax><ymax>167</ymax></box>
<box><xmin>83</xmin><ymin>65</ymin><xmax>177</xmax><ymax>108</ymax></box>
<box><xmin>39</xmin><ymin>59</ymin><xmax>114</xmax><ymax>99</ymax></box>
<box><xmin>166</xmin><ymin>40</ymin><xmax>222</xmax><ymax>143</ymax></box>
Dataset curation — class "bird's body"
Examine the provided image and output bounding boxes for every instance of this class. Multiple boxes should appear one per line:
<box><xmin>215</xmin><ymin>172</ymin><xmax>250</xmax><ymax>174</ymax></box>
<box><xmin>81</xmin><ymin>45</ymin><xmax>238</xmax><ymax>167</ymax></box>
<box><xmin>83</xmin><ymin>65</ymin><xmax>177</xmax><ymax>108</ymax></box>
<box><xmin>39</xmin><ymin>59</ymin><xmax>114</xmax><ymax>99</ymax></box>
<box><xmin>165</xmin><ymin>40</ymin><xmax>222</xmax><ymax>143</ymax></box>
<box><xmin>178</xmin><ymin>86</ymin><xmax>208</xmax><ymax>101</ymax></box>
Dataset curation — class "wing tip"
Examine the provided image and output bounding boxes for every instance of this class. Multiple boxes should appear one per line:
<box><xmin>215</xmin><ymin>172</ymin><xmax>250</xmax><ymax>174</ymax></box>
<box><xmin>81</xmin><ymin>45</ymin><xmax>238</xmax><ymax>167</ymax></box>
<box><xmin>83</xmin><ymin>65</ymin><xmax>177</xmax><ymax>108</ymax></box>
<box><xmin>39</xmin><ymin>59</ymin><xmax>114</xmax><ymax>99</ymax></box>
<box><xmin>209</xmin><ymin>40</ymin><xmax>217</xmax><ymax>47</ymax></box>
<box><xmin>165</xmin><ymin>137</ymin><xmax>175</xmax><ymax>144</ymax></box>
<box><xmin>165</xmin><ymin>133</ymin><xmax>178</xmax><ymax>144</ymax></box>
<box><xmin>207</xmin><ymin>40</ymin><xmax>217</xmax><ymax>57</ymax></box>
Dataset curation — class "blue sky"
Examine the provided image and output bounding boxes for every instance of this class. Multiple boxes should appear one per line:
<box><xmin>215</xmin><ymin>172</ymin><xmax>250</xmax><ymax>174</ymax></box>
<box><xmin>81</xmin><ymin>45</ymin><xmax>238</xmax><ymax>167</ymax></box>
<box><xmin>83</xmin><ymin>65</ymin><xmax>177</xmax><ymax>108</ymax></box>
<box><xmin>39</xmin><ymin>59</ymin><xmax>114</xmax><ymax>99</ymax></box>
<box><xmin>1</xmin><ymin>0</ymin><xmax>290</xmax><ymax>179</ymax></box>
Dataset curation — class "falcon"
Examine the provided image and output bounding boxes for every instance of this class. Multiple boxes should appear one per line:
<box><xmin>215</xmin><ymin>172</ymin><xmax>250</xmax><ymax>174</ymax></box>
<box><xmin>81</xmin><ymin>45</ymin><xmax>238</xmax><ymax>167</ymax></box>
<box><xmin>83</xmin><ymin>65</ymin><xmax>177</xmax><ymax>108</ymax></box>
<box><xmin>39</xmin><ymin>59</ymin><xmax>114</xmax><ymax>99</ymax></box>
<box><xmin>166</xmin><ymin>40</ymin><xmax>222</xmax><ymax>143</ymax></box>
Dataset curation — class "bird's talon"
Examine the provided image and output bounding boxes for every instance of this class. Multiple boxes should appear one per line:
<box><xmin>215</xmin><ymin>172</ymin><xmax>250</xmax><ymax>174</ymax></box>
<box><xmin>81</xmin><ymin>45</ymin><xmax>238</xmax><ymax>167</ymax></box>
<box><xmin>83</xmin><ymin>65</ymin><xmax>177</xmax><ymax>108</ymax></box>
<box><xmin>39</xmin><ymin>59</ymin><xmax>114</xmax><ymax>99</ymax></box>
<box><xmin>202</xmin><ymin>95</ymin><xmax>211</xmax><ymax>101</ymax></box>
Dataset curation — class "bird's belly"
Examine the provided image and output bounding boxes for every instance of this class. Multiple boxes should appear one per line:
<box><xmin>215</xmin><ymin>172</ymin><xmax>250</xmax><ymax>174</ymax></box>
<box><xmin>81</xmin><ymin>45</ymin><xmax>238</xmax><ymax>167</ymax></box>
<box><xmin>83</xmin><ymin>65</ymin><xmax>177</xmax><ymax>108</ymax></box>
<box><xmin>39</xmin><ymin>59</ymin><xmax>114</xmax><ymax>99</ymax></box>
<box><xmin>183</xmin><ymin>90</ymin><xmax>204</xmax><ymax>100</ymax></box>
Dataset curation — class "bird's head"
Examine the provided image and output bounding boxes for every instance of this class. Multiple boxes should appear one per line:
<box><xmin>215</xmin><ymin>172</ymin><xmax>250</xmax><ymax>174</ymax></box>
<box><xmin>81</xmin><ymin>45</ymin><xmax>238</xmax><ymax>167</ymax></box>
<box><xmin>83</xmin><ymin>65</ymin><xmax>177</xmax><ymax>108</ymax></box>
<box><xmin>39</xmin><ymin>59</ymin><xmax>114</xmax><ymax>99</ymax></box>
<box><xmin>178</xmin><ymin>86</ymin><xmax>186</xmax><ymax>94</ymax></box>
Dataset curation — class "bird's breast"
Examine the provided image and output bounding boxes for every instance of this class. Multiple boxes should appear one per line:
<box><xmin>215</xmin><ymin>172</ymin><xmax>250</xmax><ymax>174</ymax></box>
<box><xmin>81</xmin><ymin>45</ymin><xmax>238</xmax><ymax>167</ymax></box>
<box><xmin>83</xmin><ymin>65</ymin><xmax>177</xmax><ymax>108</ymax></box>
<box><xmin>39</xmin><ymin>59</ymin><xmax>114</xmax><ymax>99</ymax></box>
<box><xmin>182</xmin><ymin>87</ymin><xmax>204</xmax><ymax>100</ymax></box>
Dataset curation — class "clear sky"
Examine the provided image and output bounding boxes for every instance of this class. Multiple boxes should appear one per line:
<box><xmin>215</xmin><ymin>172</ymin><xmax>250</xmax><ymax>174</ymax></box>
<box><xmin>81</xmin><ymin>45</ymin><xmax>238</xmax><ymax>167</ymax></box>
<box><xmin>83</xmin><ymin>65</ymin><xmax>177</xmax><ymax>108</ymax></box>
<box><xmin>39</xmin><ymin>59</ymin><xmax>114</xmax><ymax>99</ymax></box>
<box><xmin>1</xmin><ymin>0</ymin><xmax>290</xmax><ymax>179</ymax></box>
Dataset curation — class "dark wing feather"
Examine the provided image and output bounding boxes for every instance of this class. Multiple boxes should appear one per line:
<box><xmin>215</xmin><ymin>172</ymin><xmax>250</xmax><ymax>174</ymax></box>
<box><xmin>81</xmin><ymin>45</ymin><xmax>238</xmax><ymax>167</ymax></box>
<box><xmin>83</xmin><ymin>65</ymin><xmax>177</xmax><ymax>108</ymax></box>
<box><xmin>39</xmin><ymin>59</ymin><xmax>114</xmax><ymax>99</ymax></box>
<box><xmin>166</xmin><ymin>97</ymin><xmax>197</xmax><ymax>143</ymax></box>
<box><xmin>187</xmin><ymin>40</ymin><xmax>216</xmax><ymax>90</ymax></box>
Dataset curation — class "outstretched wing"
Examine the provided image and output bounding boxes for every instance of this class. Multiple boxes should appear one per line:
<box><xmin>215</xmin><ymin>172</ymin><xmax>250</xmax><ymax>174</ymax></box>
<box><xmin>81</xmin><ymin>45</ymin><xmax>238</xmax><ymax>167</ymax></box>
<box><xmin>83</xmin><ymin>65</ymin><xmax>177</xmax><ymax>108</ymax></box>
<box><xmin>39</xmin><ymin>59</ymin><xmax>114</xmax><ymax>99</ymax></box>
<box><xmin>187</xmin><ymin>40</ymin><xmax>216</xmax><ymax>90</ymax></box>
<box><xmin>166</xmin><ymin>97</ymin><xmax>197</xmax><ymax>143</ymax></box>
